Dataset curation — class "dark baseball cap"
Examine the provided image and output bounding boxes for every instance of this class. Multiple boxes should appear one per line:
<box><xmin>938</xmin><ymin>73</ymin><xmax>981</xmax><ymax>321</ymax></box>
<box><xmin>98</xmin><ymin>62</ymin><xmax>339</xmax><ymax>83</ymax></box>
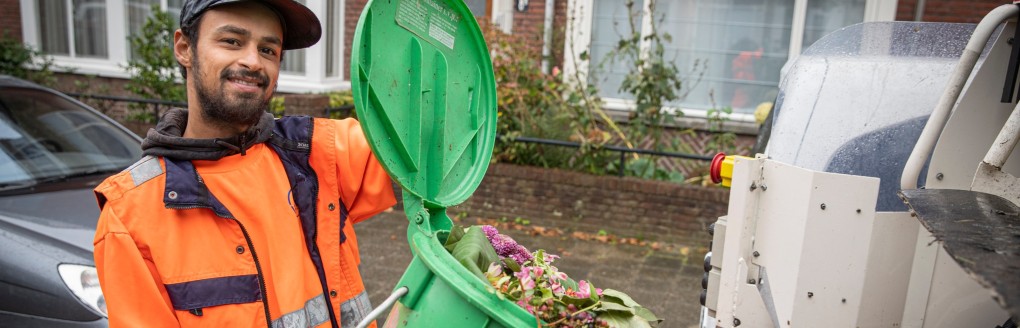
<box><xmin>180</xmin><ymin>0</ymin><xmax>322</xmax><ymax>50</ymax></box>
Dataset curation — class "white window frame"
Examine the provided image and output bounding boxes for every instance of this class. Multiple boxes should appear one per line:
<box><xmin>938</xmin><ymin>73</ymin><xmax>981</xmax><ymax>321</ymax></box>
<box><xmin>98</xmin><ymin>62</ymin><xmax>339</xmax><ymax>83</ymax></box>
<box><xmin>563</xmin><ymin>0</ymin><xmax>898</xmax><ymax>123</ymax></box>
<box><xmin>20</xmin><ymin>0</ymin><xmax>349</xmax><ymax>93</ymax></box>
<box><xmin>490</xmin><ymin>0</ymin><xmax>515</xmax><ymax>34</ymax></box>
<box><xmin>276</xmin><ymin>0</ymin><xmax>350</xmax><ymax>92</ymax></box>
<box><xmin>21</xmin><ymin>0</ymin><xmax>130</xmax><ymax>77</ymax></box>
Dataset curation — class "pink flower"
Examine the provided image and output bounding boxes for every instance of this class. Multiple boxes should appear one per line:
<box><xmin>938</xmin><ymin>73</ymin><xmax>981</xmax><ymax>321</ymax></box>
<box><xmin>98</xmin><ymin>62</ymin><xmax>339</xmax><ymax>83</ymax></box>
<box><xmin>550</xmin><ymin>280</ymin><xmax>565</xmax><ymax>296</ymax></box>
<box><xmin>596</xmin><ymin>288</ymin><xmax>603</xmax><ymax>297</ymax></box>
<box><xmin>543</xmin><ymin>253</ymin><xmax>560</xmax><ymax>263</ymax></box>
<box><xmin>515</xmin><ymin>268</ymin><xmax>535</xmax><ymax>291</ymax></box>
<box><xmin>576</xmin><ymin>280</ymin><xmax>591</xmax><ymax>299</ymax></box>
<box><xmin>547</xmin><ymin>266</ymin><xmax>567</xmax><ymax>282</ymax></box>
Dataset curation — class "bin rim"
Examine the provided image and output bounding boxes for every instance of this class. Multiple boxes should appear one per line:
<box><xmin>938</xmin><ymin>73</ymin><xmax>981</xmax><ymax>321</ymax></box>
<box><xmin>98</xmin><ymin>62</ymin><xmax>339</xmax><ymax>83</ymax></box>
<box><xmin>402</xmin><ymin>229</ymin><xmax>543</xmax><ymax>327</ymax></box>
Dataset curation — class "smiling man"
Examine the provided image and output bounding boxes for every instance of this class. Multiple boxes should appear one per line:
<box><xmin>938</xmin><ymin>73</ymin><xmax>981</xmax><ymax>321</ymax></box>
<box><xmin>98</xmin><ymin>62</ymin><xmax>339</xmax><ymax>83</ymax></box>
<box><xmin>92</xmin><ymin>1</ymin><xmax>396</xmax><ymax>327</ymax></box>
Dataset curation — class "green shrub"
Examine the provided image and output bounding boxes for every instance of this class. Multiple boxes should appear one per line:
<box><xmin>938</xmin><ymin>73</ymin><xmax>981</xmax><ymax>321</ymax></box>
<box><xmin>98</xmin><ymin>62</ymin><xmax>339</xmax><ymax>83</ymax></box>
<box><xmin>123</xmin><ymin>5</ymin><xmax>185</xmax><ymax>123</ymax></box>
<box><xmin>0</xmin><ymin>32</ymin><xmax>57</xmax><ymax>86</ymax></box>
<box><xmin>483</xmin><ymin>23</ymin><xmax>620</xmax><ymax>175</ymax></box>
<box><xmin>325</xmin><ymin>90</ymin><xmax>355</xmax><ymax>119</ymax></box>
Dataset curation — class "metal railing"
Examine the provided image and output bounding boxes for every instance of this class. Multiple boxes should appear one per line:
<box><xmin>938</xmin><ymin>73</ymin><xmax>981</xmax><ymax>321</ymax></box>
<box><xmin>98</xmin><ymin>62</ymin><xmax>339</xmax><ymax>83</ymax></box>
<box><xmin>501</xmin><ymin>135</ymin><xmax>714</xmax><ymax>177</ymax></box>
<box><xmin>67</xmin><ymin>92</ymin><xmax>186</xmax><ymax>116</ymax></box>
<box><xmin>67</xmin><ymin>93</ymin><xmax>716</xmax><ymax>176</ymax></box>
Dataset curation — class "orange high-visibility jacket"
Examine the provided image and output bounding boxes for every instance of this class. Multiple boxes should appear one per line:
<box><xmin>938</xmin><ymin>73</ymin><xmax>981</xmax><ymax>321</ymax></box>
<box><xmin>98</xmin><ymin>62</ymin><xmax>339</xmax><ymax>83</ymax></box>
<box><xmin>93</xmin><ymin>117</ymin><xmax>396</xmax><ymax>328</ymax></box>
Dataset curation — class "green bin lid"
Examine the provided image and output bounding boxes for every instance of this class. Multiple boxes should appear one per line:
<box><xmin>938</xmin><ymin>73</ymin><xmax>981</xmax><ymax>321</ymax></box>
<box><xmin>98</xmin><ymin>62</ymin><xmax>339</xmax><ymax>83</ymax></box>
<box><xmin>351</xmin><ymin>0</ymin><xmax>496</xmax><ymax>209</ymax></box>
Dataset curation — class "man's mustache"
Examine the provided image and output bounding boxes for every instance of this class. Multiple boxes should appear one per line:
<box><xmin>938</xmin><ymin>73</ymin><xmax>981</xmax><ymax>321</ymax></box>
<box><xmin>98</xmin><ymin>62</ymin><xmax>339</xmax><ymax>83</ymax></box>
<box><xmin>221</xmin><ymin>68</ymin><xmax>269</xmax><ymax>88</ymax></box>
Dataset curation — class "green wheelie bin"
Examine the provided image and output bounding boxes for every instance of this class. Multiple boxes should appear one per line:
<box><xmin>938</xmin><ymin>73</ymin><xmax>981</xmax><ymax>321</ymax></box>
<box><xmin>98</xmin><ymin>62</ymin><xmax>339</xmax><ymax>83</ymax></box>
<box><xmin>350</xmin><ymin>0</ymin><xmax>540</xmax><ymax>327</ymax></box>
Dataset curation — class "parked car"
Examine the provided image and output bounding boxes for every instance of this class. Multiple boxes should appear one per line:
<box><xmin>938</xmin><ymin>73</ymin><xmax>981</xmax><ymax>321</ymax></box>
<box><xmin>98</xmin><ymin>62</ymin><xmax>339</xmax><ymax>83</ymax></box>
<box><xmin>0</xmin><ymin>75</ymin><xmax>142</xmax><ymax>327</ymax></box>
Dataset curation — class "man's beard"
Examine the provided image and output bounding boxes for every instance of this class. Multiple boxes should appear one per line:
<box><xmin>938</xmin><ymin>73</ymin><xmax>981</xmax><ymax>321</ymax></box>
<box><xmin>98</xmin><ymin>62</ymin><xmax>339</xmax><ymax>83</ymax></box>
<box><xmin>192</xmin><ymin>54</ymin><xmax>272</xmax><ymax>130</ymax></box>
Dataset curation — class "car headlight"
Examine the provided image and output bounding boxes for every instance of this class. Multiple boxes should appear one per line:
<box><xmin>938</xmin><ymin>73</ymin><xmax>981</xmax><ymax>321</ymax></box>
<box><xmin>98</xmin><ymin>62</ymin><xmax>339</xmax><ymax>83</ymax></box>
<box><xmin>57</xmin><ymin>264</ymin><xmax>107</xmax><ymax>318</ymax></box>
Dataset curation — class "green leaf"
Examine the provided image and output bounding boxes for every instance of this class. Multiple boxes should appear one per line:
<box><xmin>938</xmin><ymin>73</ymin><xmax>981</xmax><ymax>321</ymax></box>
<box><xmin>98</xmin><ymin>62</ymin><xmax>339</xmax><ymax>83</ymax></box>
<box><xmin>633</xmin><ymin>306</ymin><xmax>661</xmax><ymax>323</ymax></box>
<box><xmin>502</xmin><ymin>257</ymin><xmax>521</xmax><ymax>272</ymax></box>
<box><xmin>447</xmin><ymin>226</ymin><xmax>500</xmax><ymax>280</ymax></box>
<box><xmin>595</xmin><ymin>301</ymin><xmax>632</xmax><ymax>313</ymax></box>
<box><xmin>560</xmin><ymin>277</ymin><xmax>579</xmax><ymax>291</ymax></box>
<box><xmin>601</xmin><ymin>289</ymin><xmax>641</xmax><ymax>308</ymax></box>
<box><xmin>443</xmin><ymin>225</ymin><xmax>467</xmax><ymax>252</ymax></box>
<box><xmin>535</xmin><ymin>288</ymin><xmax>554</xmax><ymax>305</ymax></box>
<box><xmin>597</xmin><ymin>311</ymin><xmax>652</xmax><ymax>328</ymax></box>
<box><xmin>588</xmin><ymin>282</ymin><xmax>600</xmax><ymax>302</ymax></box>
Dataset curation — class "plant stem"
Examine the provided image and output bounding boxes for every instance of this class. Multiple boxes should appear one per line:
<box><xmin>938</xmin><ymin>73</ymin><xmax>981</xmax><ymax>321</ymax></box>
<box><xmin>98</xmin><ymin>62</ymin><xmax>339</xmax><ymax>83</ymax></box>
<box><xmin>541</xmin><ymin>301</ymin><xmax>602</xmax><ymax>327</ymax></box>
<box><xmin>575</xmin><ymin>301</ymin><xmax>602</xmax><ymax>314</ymax></box>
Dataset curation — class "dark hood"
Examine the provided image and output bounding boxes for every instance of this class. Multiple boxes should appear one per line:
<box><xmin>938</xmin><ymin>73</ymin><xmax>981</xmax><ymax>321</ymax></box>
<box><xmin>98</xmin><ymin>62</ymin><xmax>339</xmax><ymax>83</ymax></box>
<box><xmin>141</xmin><ymin>108</ymin><xmax>275</xmax><ymax>161</ymax></box>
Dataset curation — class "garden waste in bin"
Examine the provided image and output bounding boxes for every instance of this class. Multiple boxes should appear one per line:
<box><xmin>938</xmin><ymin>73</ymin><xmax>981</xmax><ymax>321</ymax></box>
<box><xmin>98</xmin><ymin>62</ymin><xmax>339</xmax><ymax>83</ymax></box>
<box><xmin>350</xmin><ymin>0</ymin><xmax>537</xmax><ymax>327</ymax></box>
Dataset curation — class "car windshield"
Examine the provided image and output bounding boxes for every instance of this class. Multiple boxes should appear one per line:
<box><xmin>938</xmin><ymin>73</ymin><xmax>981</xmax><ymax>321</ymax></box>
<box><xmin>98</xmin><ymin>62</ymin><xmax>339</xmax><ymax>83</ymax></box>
<box><xmin>0</xmin><ymin>87</ymin><xmax>141</xmax><ymax>189</ymax></box>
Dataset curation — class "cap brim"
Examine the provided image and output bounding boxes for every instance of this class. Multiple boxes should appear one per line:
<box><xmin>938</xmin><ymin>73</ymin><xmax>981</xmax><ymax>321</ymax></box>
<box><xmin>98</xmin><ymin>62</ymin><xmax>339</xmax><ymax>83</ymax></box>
<box><xmin>208</xmin><ymin>0</ymin><xmax>321</xmax><ymax>50</ymax></box>
<box><xmin>265</xmin><ymin>0</ymin><xmax>321</xmax><ymax>50</ymax></box>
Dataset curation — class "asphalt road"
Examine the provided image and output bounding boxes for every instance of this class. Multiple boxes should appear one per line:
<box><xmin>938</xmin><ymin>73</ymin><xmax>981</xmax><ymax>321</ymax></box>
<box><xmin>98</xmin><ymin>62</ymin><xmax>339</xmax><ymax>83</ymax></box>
<box><xmin>357</xmin><ymin>209</ymin><xmax>705</xmax><ymax>328</ymax></box>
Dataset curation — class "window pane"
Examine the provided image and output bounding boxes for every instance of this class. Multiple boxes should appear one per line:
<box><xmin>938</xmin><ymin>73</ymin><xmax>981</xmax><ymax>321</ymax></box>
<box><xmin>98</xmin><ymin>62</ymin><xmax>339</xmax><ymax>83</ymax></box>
<box><xmin>657</xmin><ymin>0</ymin><xmax>794</xmax><ymax>113</ymax></box>
<box><xmin>37</xmin><ymin>0</ymin><xmax>70</xmax><ymax>55</ymax></box>
<box><xmin>588</xmin><ymin>0</ymin><xmax>644</xmax><ymax>100</ymax></box>
<box><xmin>464</xmin><ymin>0</ymin><xmax>486</xmax><ymax>18</ymax></box>
<box><xmin>280</xmin><ymin>0</ymin><xmax>306</xmax><ymax>74</ymax></box>
<box><xmin>281</xmin><ymin>48</ymin><xmax>306</xmax><ymax>73</ymax></box>
<box><xmin>167</xmin><ymin>0</ymin><xmax>184</xmax><ymax>27</ymax></box>
<box><xmin>126</xmin><ymin>0</ymin><xmax>158</xmax><ymax>60</ymax></box>
<box><xmin>803</xmin><ymin>0</ymin><xmax>865</xmax><ymax>49</ymax></box>
<box><xmin>73</xmin><ymin>0</ymin><xmax>109</xmax><ymax>58</ymax></box>
<box><xmin>326</xmin><ymin>0</ymin><xmax>339</xmax><ymax>77</ymax></box>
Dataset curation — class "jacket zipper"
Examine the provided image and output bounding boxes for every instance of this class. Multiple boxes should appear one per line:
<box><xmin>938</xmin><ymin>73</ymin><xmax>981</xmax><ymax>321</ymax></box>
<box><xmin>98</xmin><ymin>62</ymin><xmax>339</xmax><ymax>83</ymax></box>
<box><xmin>167</xmin><ymin>204</ymin><xmax>273</xmax><ymax>328</ymax></box>
<box><xmin>232</xmin><ymin>218</ymin><xmax>272</xmax><ymax>328</ymax></box>
<box><xmin>307</xmin><ymin>176</ymin><xmax>340</xmax><ymax>328</ymax></box>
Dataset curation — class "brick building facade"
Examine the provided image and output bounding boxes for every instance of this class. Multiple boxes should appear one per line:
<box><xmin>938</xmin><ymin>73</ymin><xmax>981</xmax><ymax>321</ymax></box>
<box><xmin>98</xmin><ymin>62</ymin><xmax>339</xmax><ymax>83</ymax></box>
<box><xmin>451</xmin><ymin>162</ymin><xmax>730</xmax><ymax>248</ymax></box>
<box><xmin>1</xmin><ymin>0</ymin><xmax>22</xmax><ymax>41</ymax></box>
<box><xmin>898</xmin><ymin>0</ymin><xmax>1007</xmax><ymax>23</ymax></box>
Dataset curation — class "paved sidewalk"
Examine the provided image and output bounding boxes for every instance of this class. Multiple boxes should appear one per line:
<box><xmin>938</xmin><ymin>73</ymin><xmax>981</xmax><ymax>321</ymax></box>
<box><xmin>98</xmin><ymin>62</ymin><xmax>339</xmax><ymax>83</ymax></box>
<box><xmin>357</xmin><ymin>209</ymin><xmax>705</xmax><ymax>328</ymax></box>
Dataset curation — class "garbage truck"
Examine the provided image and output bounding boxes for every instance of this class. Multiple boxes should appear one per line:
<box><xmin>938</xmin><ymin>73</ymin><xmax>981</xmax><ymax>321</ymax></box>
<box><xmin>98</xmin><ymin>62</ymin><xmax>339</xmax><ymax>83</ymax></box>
<box><xmin>702</xmin><ymin>4</ymin><xmax>1020</xmax><ymax>328</ymax></box>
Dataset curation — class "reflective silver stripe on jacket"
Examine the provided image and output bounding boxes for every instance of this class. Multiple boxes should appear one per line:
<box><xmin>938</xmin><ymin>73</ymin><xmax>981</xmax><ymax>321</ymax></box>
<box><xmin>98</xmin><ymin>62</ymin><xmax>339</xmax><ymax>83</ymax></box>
<box><xmin>128</xmin><ymin>156</ymin><xmax>162</xmax><ymax>186</ymax></box>
<box><xmin>271</xmin><ymin>294</ymin><xmax>330</xmax><ymax>328</ymax></box>
<box><xmin>340</xmin><ymin>291</ymin><xmax>372</xmax><ymax>328</ymax></box>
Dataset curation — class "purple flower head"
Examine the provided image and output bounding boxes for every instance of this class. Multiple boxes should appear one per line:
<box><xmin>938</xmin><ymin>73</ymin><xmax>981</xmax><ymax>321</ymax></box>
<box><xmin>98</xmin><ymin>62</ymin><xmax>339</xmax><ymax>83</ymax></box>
<box><xmin>490</xmin><ymin>234</ymin><xmax>519</xmax><ymax>257</ymax></box>
<box><xmin>489</xmin><ymin>233</ymin><xmax>533</xmax><ymax>265</ymax></box>
<box><xmin>482</xmin><ymin>225</ymin><xmax>499</xmax><ymax>239</ymax></box>
<box><xmin>506</xmin><ymin>245</ymin><xmax>533</xmax><ymax>265</ymax></box>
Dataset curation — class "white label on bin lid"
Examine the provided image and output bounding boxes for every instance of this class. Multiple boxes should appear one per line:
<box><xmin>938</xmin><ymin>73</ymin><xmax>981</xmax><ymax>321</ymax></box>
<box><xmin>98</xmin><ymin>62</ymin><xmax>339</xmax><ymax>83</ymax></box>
<box><xmin>396</xmin><ymin>0</ymin><xmax>460</xmax><ymax>50</ymax></box>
